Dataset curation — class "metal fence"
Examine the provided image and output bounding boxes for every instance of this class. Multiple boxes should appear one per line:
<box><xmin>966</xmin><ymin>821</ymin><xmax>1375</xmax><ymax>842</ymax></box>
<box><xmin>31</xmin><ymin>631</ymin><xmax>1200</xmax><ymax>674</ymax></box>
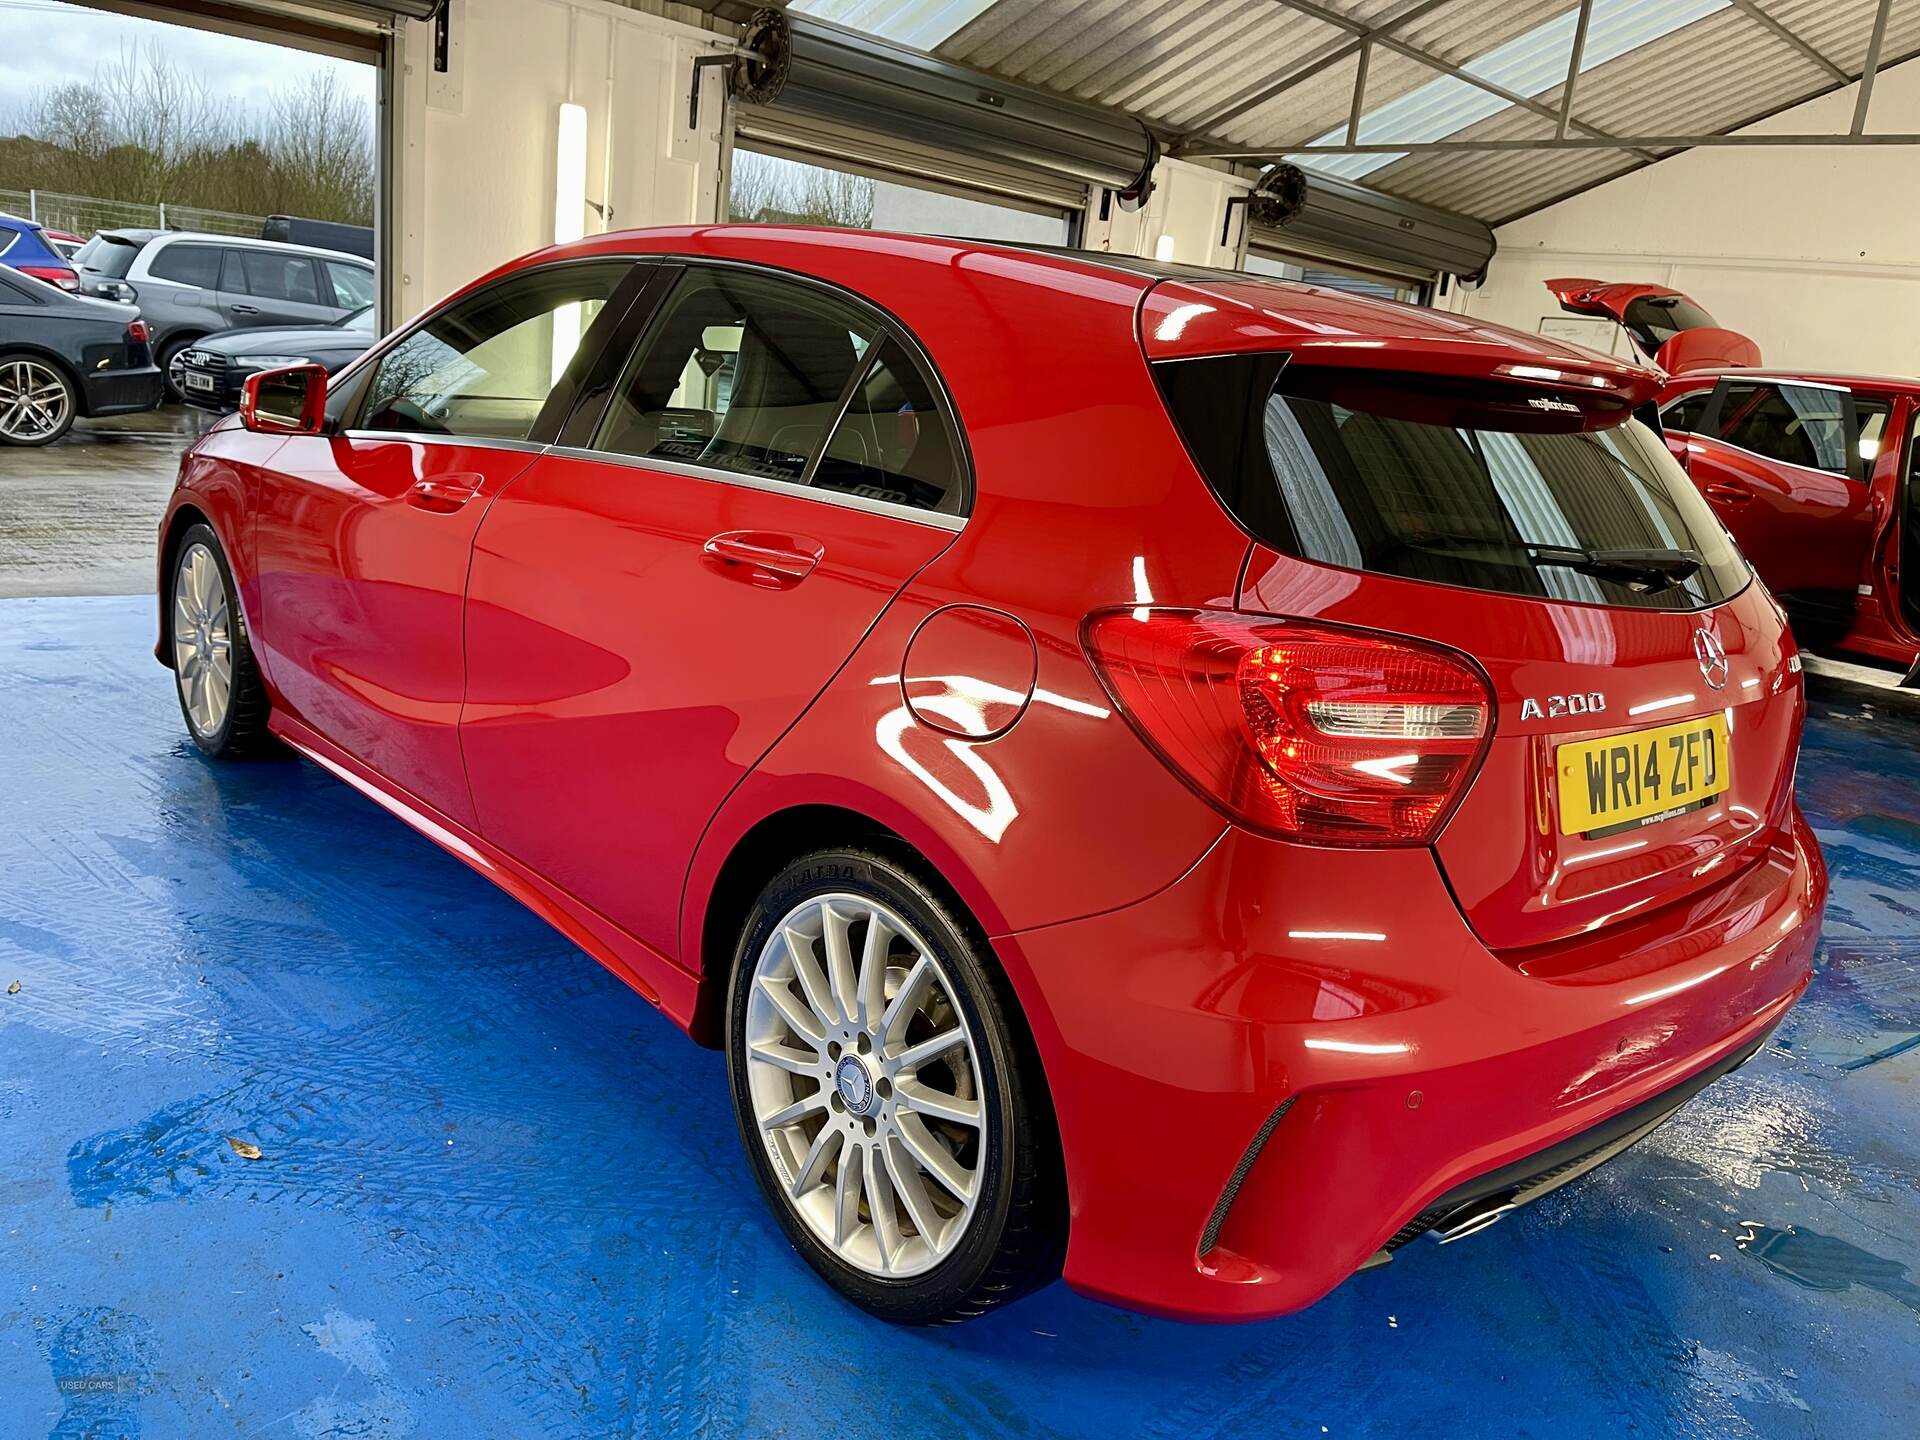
<box><xmin>0</xmin><ymin>187</ymin><xmax>266</xmax><ymax>240</ymax></box>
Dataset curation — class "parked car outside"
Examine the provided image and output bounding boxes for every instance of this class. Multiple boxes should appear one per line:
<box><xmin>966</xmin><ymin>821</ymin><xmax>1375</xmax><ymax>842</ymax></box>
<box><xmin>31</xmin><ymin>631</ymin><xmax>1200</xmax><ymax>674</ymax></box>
<box><xmin>0</xmin><ymin>266</ymin><xmax>160</xmax><ymax>445</ymax></box>
<box><xmin>261</xmin><ymin>214</ymin><xmax>374</xmax><ymax>260</ymax></box>
<box><xmin>158</xmin><ymin>229</ymin><xmax>1823</xmax><ymax>1326</ymax></box>
<box><xmin>44</xmin><ymin>229</ymin><xmax>85</xmax><ymax>261</ymax></box>
<box><xmin>176</xmin><ymin>304</ymin><xmax>377</xmax><ymax>412</ymax></box>
<box><xmin>71</xmin><ymin>229</ymin><xmax>374</xmax><ymax>401</ymax></box>
<box><xmin>0</xmin><ymin>214</ymin><xmax>81</xmax><ymax>292</ymax></box>
<box><xmin>1658</xmin><ymin>367</ymin><xmax>1920</xmax><ymax>677</ymax></box>
<box><xmin>1546</xmin><ymin>277</ymin><xmax>1762</xmax><ymax>373</ymax></box>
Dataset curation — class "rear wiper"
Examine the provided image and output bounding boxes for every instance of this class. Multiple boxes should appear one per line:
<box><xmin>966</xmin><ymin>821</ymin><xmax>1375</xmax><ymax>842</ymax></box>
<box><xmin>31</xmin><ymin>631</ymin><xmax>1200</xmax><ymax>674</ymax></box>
<box><xmin>1393</xmin><ymin>535</ymin><xmax>1704</xmax><ymax>592</ymax></box>
<box><xmin>1524</xmin><ymin>544</ymin><xmax>1703</xmax><ymax>591</ymax></box>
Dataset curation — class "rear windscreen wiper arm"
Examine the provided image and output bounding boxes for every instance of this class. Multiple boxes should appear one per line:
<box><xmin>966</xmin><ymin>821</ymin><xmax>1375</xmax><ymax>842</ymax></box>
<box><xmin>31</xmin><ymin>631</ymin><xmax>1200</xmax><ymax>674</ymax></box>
<box><xmin>1525</xmin><ymin>544</ymin><xmax>1703</xmax><ymax>591</ymax></box>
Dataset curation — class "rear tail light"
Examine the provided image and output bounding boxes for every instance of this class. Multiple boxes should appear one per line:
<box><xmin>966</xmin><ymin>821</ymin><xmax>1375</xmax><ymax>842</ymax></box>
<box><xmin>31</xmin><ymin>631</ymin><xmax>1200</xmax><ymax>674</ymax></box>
<box><xmin>1082</xmin><ymin>609</ymin><xmax>1493</xmax><ymax>845</ymax></box>
<box><xmin>18</xmin><ymin>264</ymin><xmax>78</xmax><ymax>291</ymax></box>
<box><xmin>126</xmin><ymin>319</ymin><xmax>151</xmax><ymax>344</ymax></box>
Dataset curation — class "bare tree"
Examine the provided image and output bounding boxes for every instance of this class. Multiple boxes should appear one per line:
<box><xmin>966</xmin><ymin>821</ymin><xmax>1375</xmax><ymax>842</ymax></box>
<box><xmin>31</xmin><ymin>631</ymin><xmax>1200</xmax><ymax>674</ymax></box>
<box><xmin>3</xmin><ymin>43</ymin><xmax>374</xmax><ymax>225</ymax></box>
<box><xmin>728</xmin><ymin>148</ymin><xmax>874</xmax><ymax>227</ymax></box>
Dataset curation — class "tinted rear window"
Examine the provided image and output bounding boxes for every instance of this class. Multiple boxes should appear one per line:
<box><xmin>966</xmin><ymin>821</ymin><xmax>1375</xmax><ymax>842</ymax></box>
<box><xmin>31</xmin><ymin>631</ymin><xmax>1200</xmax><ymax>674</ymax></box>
<box><xmin>1623</xmin><ymin>294</ymin><xmax>1716</xmax><ymax>352</ymax></box>
<box><xmin>74</xmin><ymin>235</ymin><xmax>139</xmax><ymax>278</ymax></box>
<box><xmin>1157</xmin><ymin>355</ymin><xmax>1749</xmax><ymax>611</ymax></box>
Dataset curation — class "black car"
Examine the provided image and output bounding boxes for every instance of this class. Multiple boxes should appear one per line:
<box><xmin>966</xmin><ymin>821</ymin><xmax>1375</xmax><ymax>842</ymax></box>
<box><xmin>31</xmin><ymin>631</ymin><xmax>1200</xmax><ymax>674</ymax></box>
<box><xmin>176</xmin><ymin>305</ymin><xmax>377</xmax><ymax>412</ymax></box>
<box><xmin>0</xmin><ymin>266</ymin><xmax>162</xmax><ymax>446</ymax></box>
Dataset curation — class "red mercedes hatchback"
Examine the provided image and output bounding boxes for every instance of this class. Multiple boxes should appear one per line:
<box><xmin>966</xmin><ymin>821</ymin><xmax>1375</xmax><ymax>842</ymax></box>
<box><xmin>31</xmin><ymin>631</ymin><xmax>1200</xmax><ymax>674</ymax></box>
<box><xmin>157</xmin><ymin>228</ymin><xmax>1824</xmax><ymax>1325</ymax></box>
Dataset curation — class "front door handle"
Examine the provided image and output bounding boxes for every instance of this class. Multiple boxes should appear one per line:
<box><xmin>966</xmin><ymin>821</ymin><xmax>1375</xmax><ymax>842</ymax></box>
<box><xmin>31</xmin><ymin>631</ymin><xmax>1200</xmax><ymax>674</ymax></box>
<box><xmin>407</xmin><ymin>476</ymin><xmax>482</xmax><ymax>513</ymax></box>
<box><xmin>1702</xmin><ymin>482</ymin><xmax>1752</xmax><ymax>505</ymax></box>
<box><xmin>702</xmin><ymin>531</ymin><xmax>823</xmax><ymax>584</ymax></box>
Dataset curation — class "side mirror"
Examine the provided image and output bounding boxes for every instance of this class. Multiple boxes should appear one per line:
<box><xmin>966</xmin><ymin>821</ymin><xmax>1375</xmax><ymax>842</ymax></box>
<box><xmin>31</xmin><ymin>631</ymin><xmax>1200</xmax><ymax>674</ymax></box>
<box><xmin>240</xmin><ymin>363</ymin><xmax>327</xmax><ymax>435</ymax></box>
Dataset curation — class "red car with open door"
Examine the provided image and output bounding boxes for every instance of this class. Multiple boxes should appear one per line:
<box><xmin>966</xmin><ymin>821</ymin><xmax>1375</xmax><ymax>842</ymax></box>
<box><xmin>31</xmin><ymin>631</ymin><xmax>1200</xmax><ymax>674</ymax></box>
<box><xmin>1658</xmin><ymin>368</ymin><xmax>1920</xmax><ymax>679</ymax></box>
<box><xmin>156</xmin><ymin>230</ymin><xmax>1824</xmax><ymax>1324</ymax></box>
<box><xmin>1547</xmin><ymin>277</ymin><xmax>1763</xmax><ymax>374</ymax></box>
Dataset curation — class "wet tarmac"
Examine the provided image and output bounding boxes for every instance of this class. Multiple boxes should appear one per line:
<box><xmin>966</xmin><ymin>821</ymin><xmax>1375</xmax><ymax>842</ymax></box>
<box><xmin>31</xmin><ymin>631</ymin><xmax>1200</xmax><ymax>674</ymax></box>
<box><xmin>0</xmin><ymin>407</ymin><xmax>206</xmax><ymax>599</ymax></box>
<box><xmin>0</xmin><ymin>603</ymin><xmax>1915</xmax><ymax>1438</ymax></box>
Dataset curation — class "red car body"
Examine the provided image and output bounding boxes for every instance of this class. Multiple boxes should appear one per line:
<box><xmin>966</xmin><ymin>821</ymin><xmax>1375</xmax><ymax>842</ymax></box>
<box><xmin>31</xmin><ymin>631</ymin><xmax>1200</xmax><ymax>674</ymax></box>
<box><xmin>1658</xmin><ymin>367</ymin><xmax>1920</xmax><ymax>673</ymax></box>
<box><xmin>1546</xmin><ymin>277</ymin><xmax>1762</xmax><ymax>374</ymax></box>
<box><xmin>157</xmin><ymin>229</ymin><xmax>1824</xmax><ymax>1321</ymax></box>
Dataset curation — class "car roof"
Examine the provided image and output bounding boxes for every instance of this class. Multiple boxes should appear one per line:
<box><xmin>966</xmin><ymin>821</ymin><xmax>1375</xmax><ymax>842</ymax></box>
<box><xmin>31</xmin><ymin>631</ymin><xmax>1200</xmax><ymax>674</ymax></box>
<box><xmin>0</xmin><ymin>212</ymin><xmax>47</xmax><ymax>232</ymax></box>
<box><xmin>534</xmin><ymin>225</ymin><xmax>1648</xmax><ymax>386</ymax></box>
<box><xmin>104</xmin><ymin>228</ymin><xmax>370</xmax><ymax>264</ymax></box>
<box><xmin>1668</xmin><ymin>366</ymin><xmax>1920</xmax><ymax>394</ymax></box>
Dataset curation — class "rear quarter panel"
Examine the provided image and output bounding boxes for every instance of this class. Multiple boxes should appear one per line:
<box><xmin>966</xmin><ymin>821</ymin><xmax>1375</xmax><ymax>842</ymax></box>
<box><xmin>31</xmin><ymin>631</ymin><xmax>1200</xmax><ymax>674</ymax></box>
<box><xmin>678</xmin><ymin>236</ymin><xmax>1252</xmax><ymax>993</ymax></box>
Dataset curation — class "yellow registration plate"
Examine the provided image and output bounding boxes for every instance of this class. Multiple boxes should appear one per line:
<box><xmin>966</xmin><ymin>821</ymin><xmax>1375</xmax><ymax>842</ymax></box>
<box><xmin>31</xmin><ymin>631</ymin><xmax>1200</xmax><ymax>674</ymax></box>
<box><xmin>1556</xmin><ymin>714</ymin><xmax>1731</xmax><ymax>836</ymax></box>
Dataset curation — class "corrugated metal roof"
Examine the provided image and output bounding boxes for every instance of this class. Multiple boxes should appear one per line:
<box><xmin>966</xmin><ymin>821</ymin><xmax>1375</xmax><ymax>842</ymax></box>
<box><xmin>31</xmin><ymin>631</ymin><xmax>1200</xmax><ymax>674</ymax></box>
<box><xmin>799</xmin><ymin>0</ymin><xmax>1920</xmax><ymax>226</ymax></box>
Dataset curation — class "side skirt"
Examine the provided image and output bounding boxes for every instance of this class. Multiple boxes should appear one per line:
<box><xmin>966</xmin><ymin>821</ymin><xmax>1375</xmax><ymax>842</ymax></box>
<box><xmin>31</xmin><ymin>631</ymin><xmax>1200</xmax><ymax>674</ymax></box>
<box><xmin>269</xmin><ymin>711</ymin><xmax>703</xmax><ymax>1029</ymax></box>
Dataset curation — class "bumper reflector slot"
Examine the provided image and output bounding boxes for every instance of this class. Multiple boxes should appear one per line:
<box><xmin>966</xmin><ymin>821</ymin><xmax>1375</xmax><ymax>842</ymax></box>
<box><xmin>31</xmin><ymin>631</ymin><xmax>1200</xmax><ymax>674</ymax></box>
<box><xmin>1199</xmin><ymin>1096</ymin><xmax>1295</xmax><ymax>1257</ymax></box>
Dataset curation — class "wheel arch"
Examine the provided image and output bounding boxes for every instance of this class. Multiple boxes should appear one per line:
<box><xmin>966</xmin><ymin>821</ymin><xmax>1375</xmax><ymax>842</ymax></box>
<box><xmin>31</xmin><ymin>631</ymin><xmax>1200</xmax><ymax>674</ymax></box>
<box><xmin>688</xmin><ymin>793</ymin><xmax>1071</xmax><ymax>1252</ymax></box>
<box><xmin>685</xmin><ymin>797</ymin><xmax>1029</xmax><ymax>1056</ymax></box>
<box><xmin>156</xmin><ymin>503</ymin><xmax>213</xmax><ymax>667</ymax></box>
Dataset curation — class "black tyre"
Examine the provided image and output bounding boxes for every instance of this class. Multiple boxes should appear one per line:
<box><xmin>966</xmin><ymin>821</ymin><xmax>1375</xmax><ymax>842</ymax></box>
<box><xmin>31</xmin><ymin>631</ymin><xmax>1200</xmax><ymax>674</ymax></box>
<box><xmin>159</xmin><ymin>335</ymin><xmax>202</xmax><ymax>403</ymax></box>
<box><xmin>0</xmin><ymin>351</ymin><xmax>78</xmax><ymax>446</ymax></box>
<box><xmin>726</xmin><ymin>845</ymin><xmax>1065</xmax><ymax>1324</ymax></box>
<box><xmin>168</xmin><ymin>524</ymin><xmax>275</xmax><ymax>757</ymax></box>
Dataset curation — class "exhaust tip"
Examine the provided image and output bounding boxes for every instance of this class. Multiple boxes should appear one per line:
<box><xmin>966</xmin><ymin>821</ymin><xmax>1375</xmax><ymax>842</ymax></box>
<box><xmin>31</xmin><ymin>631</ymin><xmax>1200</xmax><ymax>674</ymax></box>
<box><xmin>1429</xmin><ymin>1191</ymin><xmax>1522</xmax><ymax>1245</ymax></box>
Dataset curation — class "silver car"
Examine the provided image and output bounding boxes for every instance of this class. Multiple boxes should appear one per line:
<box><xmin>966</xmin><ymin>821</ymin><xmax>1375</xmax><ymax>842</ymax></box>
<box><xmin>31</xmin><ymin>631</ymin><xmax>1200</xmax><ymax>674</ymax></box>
<box><xmin>71</xmin><ymin>230</ymin><xmax>374</xmax><ymax>401</ymax></box>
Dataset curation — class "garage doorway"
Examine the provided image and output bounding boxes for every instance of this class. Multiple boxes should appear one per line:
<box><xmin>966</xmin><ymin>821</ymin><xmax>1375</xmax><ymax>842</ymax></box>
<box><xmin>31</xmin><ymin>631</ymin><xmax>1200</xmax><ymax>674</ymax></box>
<box><xmin>1244</xmin><ymin>248</ymin><xmax>1431</xmax><ymax>306</ymax></box>
<box><xmin>46</xmin><ymin>0</ymin><xmax>393</xmax><ymax>321</ymax></box>
<box><xmin>728</xmin><ymin>145</ymin><xmax>1077</xmax><ymax>246</ymax></box>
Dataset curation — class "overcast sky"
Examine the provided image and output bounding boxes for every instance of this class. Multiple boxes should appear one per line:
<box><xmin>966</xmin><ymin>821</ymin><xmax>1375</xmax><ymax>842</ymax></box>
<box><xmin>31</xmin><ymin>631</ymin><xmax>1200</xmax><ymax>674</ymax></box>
<box><xmin>0</xmin><ymin>0</ymin><xmax>375</xmax><ymax>127</ymax></box>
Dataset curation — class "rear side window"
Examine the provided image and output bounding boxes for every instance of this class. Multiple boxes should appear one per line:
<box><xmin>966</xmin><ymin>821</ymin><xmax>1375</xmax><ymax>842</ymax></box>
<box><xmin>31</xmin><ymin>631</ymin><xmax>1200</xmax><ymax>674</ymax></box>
<box><xmin>325</xmin><ymin>261</ymin><xmax>375</xmax><ymax>309</ymax></box>
<box><xmin>1156</xmin><ymin>355</ymin><xmax>1749</xmax><ymax>611</ymax></box>
<box><xmin>226</xmin><ymin>250</ymin><xmax>321</xmax><ymax>304</ymax></box>
<box><xmin>1659</xmin><ymin>388</ymin><xmax>1712</xmax><ymax>434</ymax></box>
<box><xmin>74</xmin><ymin>234</ymin><xmax>138</xmax><ymax>278</ymax></box>
<box><xmin>0</xmin><ymin>231</ymin><xmax>16</xmax><ymax>259</ymax></box>
<box><xmin>148</xmin><ymin>243</ymin><xmax>223</xmax><ymax>288</ymax></box>
<box><xmin>1716</xmin><ymin>381</ymin><xmax>1852</xmax><ymax>475</ymax></box>
<box><xmin>595</xmin><ymin>267</ymin><xmax>874</xmax><ymax>484</ymax></box>
<box><xmin>809</xmin><ymin>336</ymin><xmax>962</xmax><ymax>514</ymax></box>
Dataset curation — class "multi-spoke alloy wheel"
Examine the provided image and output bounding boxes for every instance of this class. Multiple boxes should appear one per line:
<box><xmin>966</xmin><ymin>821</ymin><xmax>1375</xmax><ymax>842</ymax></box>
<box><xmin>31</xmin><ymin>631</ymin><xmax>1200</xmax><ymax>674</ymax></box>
<box><xmin>166</xmin><ymin>524</ymin><xmax>273</xmax><ymax>757</ymax></box>
<box><xmin>746</xmin><ymin>893</ymin><xmax>985</xmax><ymax>1278</ymax></box>
<box><xmin>0</xmin><ymin>355</ymin><xmax>75</xmax><ymax>446</ymax></box>
<box><xmin>173</xmin><ymin>541</ymin><xmax>234</xmax><ymax>741</ymax></box>
<box><xmin>728</xmin><ymin>849</ymin><xmax>1064</xmax><ymax>1324</ymax></box>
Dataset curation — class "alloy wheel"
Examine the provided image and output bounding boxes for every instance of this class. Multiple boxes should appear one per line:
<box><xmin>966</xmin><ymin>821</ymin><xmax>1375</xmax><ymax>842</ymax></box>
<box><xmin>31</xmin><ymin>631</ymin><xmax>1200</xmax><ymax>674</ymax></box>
<box><xmin>0</xmin><ymin>359</ymin><xmax>71</xmax><ymax>442</ymax></box>
<box><xmin>172</xmin><ymin>542</ymin><xmax>234</xmax><ymax>739</ymax></box>
<box><xmin>744</xmin><ymin>893</ymin><xmax>987</xmax><ymax>1279</ymax></box>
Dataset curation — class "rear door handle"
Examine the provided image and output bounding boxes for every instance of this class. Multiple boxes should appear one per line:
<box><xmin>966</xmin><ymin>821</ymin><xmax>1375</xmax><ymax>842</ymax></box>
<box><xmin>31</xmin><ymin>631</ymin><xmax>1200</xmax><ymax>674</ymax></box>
<box><xmin>230</xmin><ymin>303</ymin><xmax>260</xmax><ymax>316</ymax></box>
<box><xmin>1703</xmin><ymin>482</ymin><xmax>1752</xmax><ymax>505</ymax></box>
<box><xmin>407</xmin><ymin>475</ymin><xmax>482</xmax><ymax>513</ymax></box>
<box><xmin>702</xmin><ymin>531</ymin><xmax>823</xmax><ymax>583</ymax></box>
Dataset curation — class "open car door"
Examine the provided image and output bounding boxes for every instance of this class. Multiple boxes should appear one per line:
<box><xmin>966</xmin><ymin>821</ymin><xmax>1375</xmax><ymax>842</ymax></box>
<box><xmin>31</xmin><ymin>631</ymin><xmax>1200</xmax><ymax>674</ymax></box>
<box><xmin>1546</xmin><ymin>278</ymin><xmax>1762</xmax><ymax>374</ymax></box>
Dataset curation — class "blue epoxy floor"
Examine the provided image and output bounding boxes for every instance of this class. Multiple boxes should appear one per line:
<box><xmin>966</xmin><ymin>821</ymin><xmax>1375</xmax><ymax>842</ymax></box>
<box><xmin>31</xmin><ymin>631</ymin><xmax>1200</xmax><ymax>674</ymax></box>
<box><xmin>1</xmin><ymin>595</ymin><xmax>1917</xmax><ymax>1439</ymax></box>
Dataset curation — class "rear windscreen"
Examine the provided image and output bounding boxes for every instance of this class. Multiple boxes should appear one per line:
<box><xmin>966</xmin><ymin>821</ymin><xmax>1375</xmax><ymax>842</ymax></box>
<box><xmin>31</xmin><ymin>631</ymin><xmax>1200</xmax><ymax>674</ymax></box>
<box><xmin>74</xmin><ymin>235</ymin><xmax>138</xmax><ymax>279</ymax></box>
<box><xmin>1156</xmin><ymin>355</ymin><xmax>1750</xmax><ymax>611</ymax></box>
<box><xmin>1623</xmin><ymin>294</ymin><xmax>1716</xmax><ymax>350</ymax></box>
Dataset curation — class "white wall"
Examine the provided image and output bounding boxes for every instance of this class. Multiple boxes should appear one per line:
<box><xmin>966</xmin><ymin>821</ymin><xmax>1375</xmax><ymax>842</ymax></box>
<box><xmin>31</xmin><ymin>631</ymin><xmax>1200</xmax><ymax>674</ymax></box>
<box><xmin>1081</xmin><ymin>157</ymin><xmax>1250</xmax><ymax>270</ymax></box>
<box><xmin>1467</xmin><ymin>56</ymin><xmax>1920</xmax><ymax>374</ymax></box>
<box><xmin>388</xmin><ymin>0</ymin><xmax>728</xmax><ymax>321</ymax></box>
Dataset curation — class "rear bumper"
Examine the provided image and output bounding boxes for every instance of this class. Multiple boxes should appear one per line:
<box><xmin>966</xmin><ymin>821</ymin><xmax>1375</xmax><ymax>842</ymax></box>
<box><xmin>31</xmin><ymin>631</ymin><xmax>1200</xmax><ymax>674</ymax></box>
<box><xmin>81</xmin><ymin>365</ymin><xmax>163</xmax><ymax>418</ymax></box>
<box><xmin>996</xmin><ymin>804</ymin><xmax>1823</xmax><ymax>1322</ymax></box>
